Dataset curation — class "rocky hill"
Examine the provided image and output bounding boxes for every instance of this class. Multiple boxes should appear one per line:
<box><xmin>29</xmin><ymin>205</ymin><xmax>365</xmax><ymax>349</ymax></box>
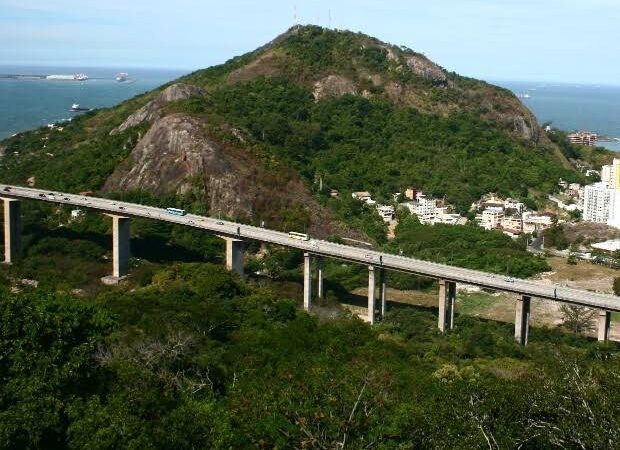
<box><xmin>0</xmin><ymin>25</ymin><xmax>589</xmax><ymax>235</ymax></box>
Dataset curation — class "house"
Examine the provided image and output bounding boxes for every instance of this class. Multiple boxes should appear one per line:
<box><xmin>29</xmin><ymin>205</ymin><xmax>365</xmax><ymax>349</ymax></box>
<box><xmin>476</xmin><ymin>207</ymin><xmax>504</xmax><ymax>230</ymax></box>
<box><xmin>435</xmin><ymin>213</ymin><xmax>462</xmax><ymax>225</ymax></box>
<box><xmin>376</xmin><ymin>205</ymin><xmax>395</xmax><ymax>222</ymax></box>
<box><xmin>413</xmin><ymin>193</ymin><xmax>438</xmax><ymax>224</ymax></box>
<box><xmin>522</xmin><ymin>212</ymin><xmax>554</xmax><ymax>233</ymax></box>
<box><xmin>501</xmin><ymin>216</ymin><xmax>523</xmax><ymax>234</ymax></box>
<box><xmin>504</xmin><ymin>198</ymin><xmax>524</xmax><ymax>214</ymax></box>
<box><xmin>352</xmin><ymin>191</ymin><xmax>372</xmax><ymax>201</ymax></box>
<box><xmin>330</xmin><ymin>189</ymin><xmax>339</xmax><ymax>198</ymax></box>
<box><xmin>568</xmin><ymin>131</ymin><xmax>598</xmax><ymax>147</ymax></box>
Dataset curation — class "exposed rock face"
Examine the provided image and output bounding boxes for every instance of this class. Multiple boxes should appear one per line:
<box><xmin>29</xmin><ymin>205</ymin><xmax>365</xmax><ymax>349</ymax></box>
<box><xmin>313</xmin><ymin>75</ymin><xmax>357</xmax><ymax>101</ymax></box>
<box><xmin>405</xmin><ymin>54</ymin><xmax>447</xmax><ymax>85</ymax></box>
<box><xmin>104</xmin><ymin>113</ymin><xmax>249</xmax><ymax>216</ymax></box>
<box><xmin>159</xmin><ymin>83</ymin><xmax>204</xmax><ymax>102</ymax></box>
<box><xmin>508</xmin><ymin>113</ymin><xmax>540</xmax><ymax>143</ymax></box>
<box><xmin>110</xmin><ymin>83</ymin><xmax>205</xmax><ymax>135</ymax></box>
<box><xmin>103</xmin><ymin>112</ymin><xmax>363</xmax><ymax>238</ymax></box>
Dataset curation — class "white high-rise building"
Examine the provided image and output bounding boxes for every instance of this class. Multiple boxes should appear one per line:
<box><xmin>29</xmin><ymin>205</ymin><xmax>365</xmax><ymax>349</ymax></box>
<box><xmin>583</xmin><ymin>183</ymin><xmax>613</xmax><ymax>224</ymax></box>
<box><xmin>413</xmin><ymin>193</ymin><xmax>438</xmax><ymax>224</ymax></box>
<box><xmin>583</xmin><ymin>159</ymin><xmax>620</xmax><ymax>229</ymax></box>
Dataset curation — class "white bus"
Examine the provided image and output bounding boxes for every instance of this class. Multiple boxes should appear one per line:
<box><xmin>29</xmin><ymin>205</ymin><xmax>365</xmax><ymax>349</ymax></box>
<box><xmin>288</xmin><ymin>231</ymin><xmax>310</xmax><ymax>241</ymax></box>
<box><xmin>166</xmin><ymin>207</ymin><xmax>186</xmax><ymax>216</ymax></box>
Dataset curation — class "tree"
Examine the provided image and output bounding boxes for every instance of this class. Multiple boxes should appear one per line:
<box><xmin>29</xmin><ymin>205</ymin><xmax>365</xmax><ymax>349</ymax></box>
<box><xmin>614</xmin><ymin>277</ymin><xmax>620</xmax><ymax>296</ymax></box>
<box><xmin>559</xmin><ymin>304</ymin><xmax>596</xmax><ymax>333</ymax></box>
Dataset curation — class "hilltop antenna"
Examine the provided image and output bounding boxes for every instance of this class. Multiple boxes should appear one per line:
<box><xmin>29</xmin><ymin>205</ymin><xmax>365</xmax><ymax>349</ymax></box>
<box><xmin>328</xmin><ymin>9</ymin><xmax>332</xmax><ymax>29</ymax></box>
<box><xmin>293</xmin><ymin>5</ymin><xmax>299</xmax><ymax>29</ymax></box>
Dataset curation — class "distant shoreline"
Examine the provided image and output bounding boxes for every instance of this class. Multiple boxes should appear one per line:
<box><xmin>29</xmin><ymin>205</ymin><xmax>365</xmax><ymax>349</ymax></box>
<box><xmin>0</xmin><ymin>66</ymin><xmax>185</xmax><ymax>140</ymax></box>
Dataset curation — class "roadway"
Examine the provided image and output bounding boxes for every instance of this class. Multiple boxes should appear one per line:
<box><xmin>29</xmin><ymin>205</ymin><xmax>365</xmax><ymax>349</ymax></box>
<box><xmin>2</xmin><ymin>184</ymin><xmax>619</xmax><ymax>312</ymax></box>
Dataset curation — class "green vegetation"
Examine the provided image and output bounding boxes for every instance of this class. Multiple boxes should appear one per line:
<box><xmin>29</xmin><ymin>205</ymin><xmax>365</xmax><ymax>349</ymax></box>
<box><xmin>1</xmin><ymin>262</ymin><xmax>618</xmax><ymax>449</ymax></box>
<box><xmin>207</xmin><ymin>77</ymin><xmax>582</xmax><ymax>213</ymax></box>
<box><xmin>547</xmin><ymin>127</ymin><xmax>615</xmax><ymax>168</ymax></box>
<box><xmin>544</xmin><ymin>224</ymin><xmax>570</xmax><ymax>250</ymax></box>
<box><xmin>390</xmin><ymin>214</ymin><xmax>549</xmax><ymax>278</ymax></box>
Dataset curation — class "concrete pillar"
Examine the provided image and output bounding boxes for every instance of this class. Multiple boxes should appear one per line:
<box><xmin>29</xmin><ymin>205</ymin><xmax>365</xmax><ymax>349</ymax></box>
<box><xmin>223</xmin><ymin>238</ymin><xmax>245</xmax><ymax>277</ymax></box>
<box><xmin>515</xmin><ymin>295</ymin><xmax>531</xmax><ymax>345</ymax></box>
<box><xmin>317</xmin><ymin>258</ymin><xmax>324</xmax><ymax>300</ymax></box>
<box><xmin>111</xmin><ymin>215</ymin><xmax>130</xmax><ymax>279</ymax></box>
<box><xmin>303</xmin><ymin>252</ymin><xmax>312</xmax><ymax>311</ymax></box>
<box><xmin>379</xmin><ymin>268</ymin><xmax>387</xmax><ymax>317</ymax></box>
<box><xmin>368</xmin><ymin>266</ymin><xmax>376</xmax><ymax>324</ymax></box>
<box><xmin>3</xmin><ymin>199</ymin><xmax>21</xmax><ymax>264</ymax></box>
<box><xmin>597</xmin><ymin>310</ymin><xmax>611</xmax><ymax>343</ymax></box>
<box><xmin>438</xmin><ymin>279</ymin><xmax>456</xmax><ymax>332</ymax></box>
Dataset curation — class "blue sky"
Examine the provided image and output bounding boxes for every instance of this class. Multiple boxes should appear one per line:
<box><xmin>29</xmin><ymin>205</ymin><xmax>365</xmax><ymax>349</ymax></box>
<box><xmin>2</xmin><ymin>0</ymin><xmax>619</xmax><ymax>84</ymax></box>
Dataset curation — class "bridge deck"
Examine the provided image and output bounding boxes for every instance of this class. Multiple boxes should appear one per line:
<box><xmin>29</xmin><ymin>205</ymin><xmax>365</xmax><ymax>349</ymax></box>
<box><xmin>2</xmin><ymin>184</ymin><xmax>619</xmax><ymax>312</ymax></box>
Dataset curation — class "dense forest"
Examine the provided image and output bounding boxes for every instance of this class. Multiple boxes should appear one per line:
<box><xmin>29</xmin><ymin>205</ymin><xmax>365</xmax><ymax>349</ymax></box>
<box><xmin>0</xmin><ymin>201</ymin><xmax>617</xmax><ymax>449</ymax></box>
<box><xmin>1</xmin><ymin>262</ymin><xmax>619</xmax><ymax>449</ymax></box>
<box><xmin>206</xmin><ymin>77</ymin><xmax>582</xmax><ymax>213</ymax></box>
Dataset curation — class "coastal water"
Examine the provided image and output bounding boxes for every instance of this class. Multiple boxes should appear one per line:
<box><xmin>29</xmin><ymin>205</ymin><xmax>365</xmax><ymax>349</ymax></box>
<box><xmin>497</xmin><ymin>80</ymin><xmax>620</xmax><ymax>152</ymax></box>
<box><xmin>0</xmin><ymin>66</ymin><xmax>187</xmax><ymax>140</ymax></box>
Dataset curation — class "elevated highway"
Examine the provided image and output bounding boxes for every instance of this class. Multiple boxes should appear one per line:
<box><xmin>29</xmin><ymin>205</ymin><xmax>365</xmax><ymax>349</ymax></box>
<box><xmin>1</xmin><ymin>184</ymin><xmax>618</xmax><ymax>344</ymax></box>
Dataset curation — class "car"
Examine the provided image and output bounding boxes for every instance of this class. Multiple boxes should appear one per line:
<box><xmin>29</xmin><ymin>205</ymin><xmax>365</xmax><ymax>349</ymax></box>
<box><xmin>63</xmin><ymin>197</ymin><xmax>69</xmax><ymax>201</ymax></box>
<box><xmin>288</xmin><ymin>231</ymin><xmax>309</xmax><ymax>241</ymax></box>
<box><xmin>216</xmin><ymin>221</ymin><xmax>224</xmax><ymax>225</ymax></box>
<box><xmin>504</xmin><ymin>277</ymin><xmax>514</xmax><ymax>283</ymax></box>
<box><xmin>3</xmin><ymin>187</ymin><xmax>10</xmax><ymax>192</ymax></box>
<box><xmin>119</xmin><ymin>206</ymin><xmax>125</xmax><ymax>210</ymax></box>
<box><xmin>38</xmin><ymin>193</ymin><xmax>45</xmax><ymax>198</ymax></box>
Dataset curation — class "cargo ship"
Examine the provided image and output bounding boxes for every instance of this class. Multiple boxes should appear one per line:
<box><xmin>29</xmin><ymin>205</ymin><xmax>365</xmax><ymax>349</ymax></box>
<box><xmin>70</xmin><ymin>103</ymin><xmax>90</xmax><ymax>112</ymax></box>
<box><xmin>47</xmin><ymin>73</ymin><xmax>89</xmax><ymax>81</ymax></box>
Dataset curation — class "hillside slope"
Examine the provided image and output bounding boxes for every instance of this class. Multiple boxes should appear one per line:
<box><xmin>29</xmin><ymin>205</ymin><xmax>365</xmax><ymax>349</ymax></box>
<box><xmin>0</xmin><ymin>25</ymin><xmax>589</xmax><ymax>229</ymax></box>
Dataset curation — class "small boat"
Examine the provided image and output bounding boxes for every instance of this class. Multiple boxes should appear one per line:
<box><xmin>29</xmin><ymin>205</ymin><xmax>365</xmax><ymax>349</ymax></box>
<box><xmin>70</xmin><ymin>103</ymin><xmax>90</xmax><ymax>112</ymax></box>
<box><xmin>517</xmin><ymin>93</ymin><xmax>531</xmax><ymax>99</ymax></box>
<box><xmin>115</xmin><ymin>72</ymin><xmax>129</xmax><ymax>82</ymax></box>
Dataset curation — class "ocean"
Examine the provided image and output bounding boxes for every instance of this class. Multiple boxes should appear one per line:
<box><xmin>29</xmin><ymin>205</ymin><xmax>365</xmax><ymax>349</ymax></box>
<box><xmin>1</xmin><ymin>67</ymin><xmax>619</xmax><ymax>154</ymax></box>
<box><xmin>0</xmin><ymin>66</ymin><xmax>187</xmax><ymax>140</ymax></box>
<box><xmin>496</xmin><ymin>80</ymin><xmax>620</xmax><ymax>152</ymax></box>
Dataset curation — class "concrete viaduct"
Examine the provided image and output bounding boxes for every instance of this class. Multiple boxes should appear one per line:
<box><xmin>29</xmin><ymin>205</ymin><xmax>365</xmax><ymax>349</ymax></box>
<box><xmin>2</xmin><ymin>184</ymin><xmax>619</xmax><ymax>345</ymax></box>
